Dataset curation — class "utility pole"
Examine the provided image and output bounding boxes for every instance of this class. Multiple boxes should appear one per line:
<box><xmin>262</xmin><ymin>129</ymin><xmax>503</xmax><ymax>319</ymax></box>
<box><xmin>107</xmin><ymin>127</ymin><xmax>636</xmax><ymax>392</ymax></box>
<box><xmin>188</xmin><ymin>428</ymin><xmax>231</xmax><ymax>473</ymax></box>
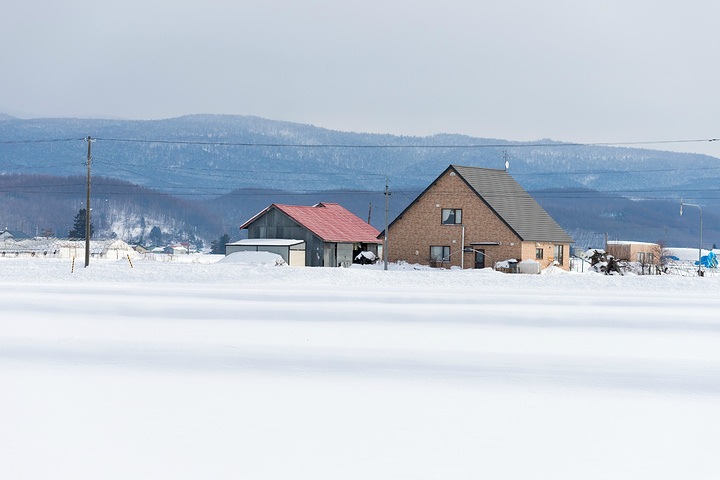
<box><xmin>367</xmin><ymin>203</ymin><xmax>372</xmax><ymax>225</ymax></box>
<box><xmin>680</xmin><ymin>198</ymin><xmax>703</xmax><ymax>276</ymax></box>
<box><xmin>383</xmin><ymin>181</ymin><xmax>391</xmax><ymax>271</ymax></box>
<box><xmin>461</xmin><ymin>225</ymin><xmax>465</xmax><ymax>269</ymax></box>
<box><xmin>85</xmin><ymin>136</ymin><xmax>94</xmax><ymax>267</ymax></box>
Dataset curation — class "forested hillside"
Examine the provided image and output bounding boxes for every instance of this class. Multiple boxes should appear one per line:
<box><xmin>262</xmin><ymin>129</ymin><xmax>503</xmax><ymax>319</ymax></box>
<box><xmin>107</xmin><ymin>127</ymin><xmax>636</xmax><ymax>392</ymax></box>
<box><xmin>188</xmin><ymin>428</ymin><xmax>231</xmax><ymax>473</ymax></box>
<box><xmin>2</xmin><ymin>114</ymin><xmax>718</xmax><ymax>195</ymax></box>
<box><xmin>0</xmin><ymin>174</ymin><xmax>223</xmax><ymax>245</ymax></box>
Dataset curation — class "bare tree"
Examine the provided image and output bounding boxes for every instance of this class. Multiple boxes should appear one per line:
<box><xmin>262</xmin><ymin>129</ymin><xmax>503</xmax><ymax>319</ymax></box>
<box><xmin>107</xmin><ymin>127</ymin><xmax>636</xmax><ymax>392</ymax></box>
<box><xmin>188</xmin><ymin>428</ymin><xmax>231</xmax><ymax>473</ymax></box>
<box><xmin>650</xmin><ymin>240</ymin><xmax>671</xmax><ymax>274</ymax></box>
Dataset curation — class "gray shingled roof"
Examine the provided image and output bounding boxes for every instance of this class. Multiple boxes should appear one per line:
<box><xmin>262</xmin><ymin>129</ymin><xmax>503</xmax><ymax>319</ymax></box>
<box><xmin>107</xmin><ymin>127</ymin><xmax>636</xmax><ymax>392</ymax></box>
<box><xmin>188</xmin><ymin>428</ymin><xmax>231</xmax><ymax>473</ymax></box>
<box><xmin>451</xmin><ymin>165</ymin><xmax>574</xmax><ymax>243</ymax></box>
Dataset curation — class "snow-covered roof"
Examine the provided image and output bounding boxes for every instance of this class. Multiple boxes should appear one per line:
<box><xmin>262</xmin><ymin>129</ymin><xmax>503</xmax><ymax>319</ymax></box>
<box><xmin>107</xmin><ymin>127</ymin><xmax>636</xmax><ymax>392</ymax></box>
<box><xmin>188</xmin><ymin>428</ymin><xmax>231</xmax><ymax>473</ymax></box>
<box><xmin>227</xmin><ymin>239</ymin><xmax>305</xmax><ymax>247</ymax></box>
<box><xmin>0</xmin><ymin>229</ymin><xmax>31</xmax><ymax>240</ymax></box>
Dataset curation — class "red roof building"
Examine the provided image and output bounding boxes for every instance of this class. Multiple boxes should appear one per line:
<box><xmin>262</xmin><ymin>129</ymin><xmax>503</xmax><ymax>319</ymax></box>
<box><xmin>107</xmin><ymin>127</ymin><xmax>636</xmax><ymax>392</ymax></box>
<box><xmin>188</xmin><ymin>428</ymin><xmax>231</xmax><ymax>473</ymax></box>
<box><xmin>239</xmin><ymin>203</ymin><xmax>381</xmax><ymax>267</ymax></box>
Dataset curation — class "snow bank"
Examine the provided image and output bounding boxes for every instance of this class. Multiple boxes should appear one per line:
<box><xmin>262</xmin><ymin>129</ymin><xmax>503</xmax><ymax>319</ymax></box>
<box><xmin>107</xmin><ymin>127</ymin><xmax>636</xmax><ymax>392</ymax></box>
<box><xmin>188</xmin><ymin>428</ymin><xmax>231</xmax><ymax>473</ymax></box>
<box><xmin>215</xmin><ymin>251</ymin><xmax>286</xmax><ymax>266</ymax></box>
<box><xmin>542</xmin><ymin>263</ymin><xmax>569</xmax><ymax>275</ymax></box>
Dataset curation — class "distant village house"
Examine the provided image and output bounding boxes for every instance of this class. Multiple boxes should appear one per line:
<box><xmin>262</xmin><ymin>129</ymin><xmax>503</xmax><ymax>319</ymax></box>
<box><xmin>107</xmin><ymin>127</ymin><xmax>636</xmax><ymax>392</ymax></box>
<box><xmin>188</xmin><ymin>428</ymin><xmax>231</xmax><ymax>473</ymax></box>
<box><xmin>606</xmin><ymin>240</ymin><xmax>660</xmax><ymax>265</ymax></box>
<box><xmin>0</xmin><ymin>238</ymin><xmax>137</xmax><ymax>260</ymax></box>
<box><xmin>0</xmin><ymin>229</ymin><xmax>31</xmax><ymax>242</ymax></box>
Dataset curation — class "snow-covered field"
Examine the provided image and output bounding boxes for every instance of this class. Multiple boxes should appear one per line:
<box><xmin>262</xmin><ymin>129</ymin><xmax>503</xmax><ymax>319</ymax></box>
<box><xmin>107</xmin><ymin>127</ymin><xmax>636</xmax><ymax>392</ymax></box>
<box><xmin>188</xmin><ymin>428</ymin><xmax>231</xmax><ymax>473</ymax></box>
<box><xmin>2</xmin><ymin>256</ymin><xmax>719</xmax><ymax>479</ymax></box>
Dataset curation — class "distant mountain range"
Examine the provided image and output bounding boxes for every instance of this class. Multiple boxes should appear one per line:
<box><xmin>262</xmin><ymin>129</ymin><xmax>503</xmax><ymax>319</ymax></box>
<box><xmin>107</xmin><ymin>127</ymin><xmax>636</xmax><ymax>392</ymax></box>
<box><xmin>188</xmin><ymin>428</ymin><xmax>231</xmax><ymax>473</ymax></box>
<box><xmin>1</xmin><ymin>114</ymin><xmax>718</xmax><ymax>249</ymax></box>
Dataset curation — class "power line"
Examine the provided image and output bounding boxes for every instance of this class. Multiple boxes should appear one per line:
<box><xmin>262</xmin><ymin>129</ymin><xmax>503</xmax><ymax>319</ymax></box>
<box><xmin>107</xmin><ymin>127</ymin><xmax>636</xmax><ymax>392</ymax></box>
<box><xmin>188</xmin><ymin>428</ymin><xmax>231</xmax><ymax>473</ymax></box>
<box><xmin>91</xmin><ymin>158</ymin><xmax>389</xmax><ymax>184</ymax></box>
<box><xmin>4</xmin><ymin>183</ymin><xmax>720</xmax><ymax>200</ymax></box>
<box><xmin>93</xmin><ymin>158</ymin><xmax>720</xmax><ymax>184</ymax></box>
<box><xmin>512</xmin><ymin>165</ymin><xmax>720</xmax><ymax>176</ymax></box>
<box><xmin>0</xmin><ymin>138</ymin><xmax>86</xmax><ymax>144</ymax></box>
<box><xmin>92</xmin><ymin>137</ymin><xmax>720</xmax><ymax>149</ymax></box>
<box><xmin>0</xmin><ymin>162</ymin><xmax>86</xmax><ymax>169</ymax></box>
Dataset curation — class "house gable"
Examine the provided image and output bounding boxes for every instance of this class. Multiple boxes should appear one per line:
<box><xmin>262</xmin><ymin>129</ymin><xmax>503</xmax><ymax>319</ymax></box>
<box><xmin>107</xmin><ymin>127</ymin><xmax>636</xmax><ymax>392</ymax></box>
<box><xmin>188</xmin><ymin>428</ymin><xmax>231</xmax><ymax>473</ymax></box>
<box><xmin>244</xmin><ymin>206</ymin><xmax>318</xmax><ymax>242</ymax></box>
<box><xmin>383</xmin><ymin>165</ymin><xmax>574</xmax><ymax>270</ymax></box>
<box><xmin>243</xmin><ymin>206</ymin><xmax>325</xmax><ymax>266</ymax></box>
<box><xmin>386</xmin><ymin>168</ymin><xmax>523</xmax><ymax>265</ymax></box>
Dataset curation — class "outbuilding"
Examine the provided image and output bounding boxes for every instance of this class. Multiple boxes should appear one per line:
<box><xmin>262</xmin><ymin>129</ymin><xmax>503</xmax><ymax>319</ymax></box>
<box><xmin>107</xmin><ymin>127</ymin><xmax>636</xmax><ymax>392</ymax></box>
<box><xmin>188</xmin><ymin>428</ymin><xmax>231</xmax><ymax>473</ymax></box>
<box><xmin>225</xmin><ymin>239</ymin><xmax>306</xmax><ymax>266</ymax></box>
<box><xmin>239</xmin><ymin>203</ymin><xmax>381</xmax><ymax>267</ymax></box>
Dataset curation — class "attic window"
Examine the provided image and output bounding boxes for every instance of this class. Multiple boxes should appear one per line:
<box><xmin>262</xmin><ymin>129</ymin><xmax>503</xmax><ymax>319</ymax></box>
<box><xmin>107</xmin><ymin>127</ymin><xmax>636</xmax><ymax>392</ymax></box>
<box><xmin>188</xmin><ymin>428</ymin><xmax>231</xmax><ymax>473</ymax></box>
<box><xmin>441</xmin><ymin>209</ymin><xmax>462</xmax><ymax>225</ymax></box>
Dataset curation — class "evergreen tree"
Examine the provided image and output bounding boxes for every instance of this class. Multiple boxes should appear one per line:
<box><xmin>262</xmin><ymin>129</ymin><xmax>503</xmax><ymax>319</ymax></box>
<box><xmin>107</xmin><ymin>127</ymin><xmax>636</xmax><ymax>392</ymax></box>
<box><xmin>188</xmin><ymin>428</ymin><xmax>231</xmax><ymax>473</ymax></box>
<box><xmin>219</xmin><ymin>234</ymin><xmax>230</xmax><ymax>255</ymax></box>
<box><xmin>68</xmin><ymin>209</ymin><xmax>94</xmax><ymax>239</ymax></box>
<box><xmin>211</xmin><ymin>234</ymin><xmax>230</xmax><ymax>254</ymax></box>
<box><xmin>148</xmin><ymin>226</ymin><xmax>163</xmax><ymax>245</ymax></box>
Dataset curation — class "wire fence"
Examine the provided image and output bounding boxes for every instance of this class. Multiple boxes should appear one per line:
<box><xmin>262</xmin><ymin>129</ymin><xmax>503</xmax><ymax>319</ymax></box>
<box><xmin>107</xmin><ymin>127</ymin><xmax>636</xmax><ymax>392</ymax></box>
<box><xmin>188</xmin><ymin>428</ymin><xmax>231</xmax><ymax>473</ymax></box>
<box><xmin>570</xmin><ymin>256</ymin><xmax>719</xmax><ymax>276</ymax></box>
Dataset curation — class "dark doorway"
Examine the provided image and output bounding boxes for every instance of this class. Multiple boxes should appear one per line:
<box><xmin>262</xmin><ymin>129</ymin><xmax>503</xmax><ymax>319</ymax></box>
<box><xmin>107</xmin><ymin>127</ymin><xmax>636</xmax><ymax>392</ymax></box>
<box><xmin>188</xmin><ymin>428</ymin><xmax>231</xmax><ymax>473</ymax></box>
<box><xmin>474</xmin><ymin>249</ymin><xmax>485</xmax><ymax>269</ymax></box>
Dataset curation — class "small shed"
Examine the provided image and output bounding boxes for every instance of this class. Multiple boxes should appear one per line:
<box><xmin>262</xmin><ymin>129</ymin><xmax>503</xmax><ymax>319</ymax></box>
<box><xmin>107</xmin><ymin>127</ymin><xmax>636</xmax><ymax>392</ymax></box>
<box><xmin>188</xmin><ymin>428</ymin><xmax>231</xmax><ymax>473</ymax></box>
<box><xmin>226</xmin><ymin>239</ymin><xmax>306</xmax><ymax>266</ymax></box>
<box><xmin>165</xmin><ymin>245</ymin><xmax>188</xmax><ymax>255</ymax></box>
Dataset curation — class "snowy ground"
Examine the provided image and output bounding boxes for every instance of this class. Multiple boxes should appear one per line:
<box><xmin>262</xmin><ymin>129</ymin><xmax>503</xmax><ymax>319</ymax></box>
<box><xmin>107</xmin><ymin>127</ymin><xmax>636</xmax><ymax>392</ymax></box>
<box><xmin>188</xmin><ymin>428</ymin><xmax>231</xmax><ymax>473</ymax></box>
<box><xmin>2</xmin><ymin>256</ymin><xmax>720</xmax><ymax>479</ymax></box>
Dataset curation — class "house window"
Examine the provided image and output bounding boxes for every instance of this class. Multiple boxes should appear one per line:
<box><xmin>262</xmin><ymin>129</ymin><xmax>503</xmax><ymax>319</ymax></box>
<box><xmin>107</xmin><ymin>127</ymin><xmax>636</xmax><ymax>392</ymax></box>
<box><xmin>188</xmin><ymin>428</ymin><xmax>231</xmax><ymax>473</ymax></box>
<box><xmin>647</xmin><ymin>252</ymin><xmax>653</xmax><ymax>264</ymax></box>
<box><xmin>637</xmin><ymin>252</ymin><xmax>645</xmax><ymax>263</ymax></box>
<box><xmin>554</xmin><ymin>245</ymin><xmax>564</xmax><ymax>265</ymax></box>
<box><xmin>536</xmin><ymin>248</ymin><xmax>543</xmax><ymax>260</ymax></box>
<box><xmin>430</xmin><ymin>246</ymin><xmax>451</xmax><ymax>263</ymax></box>
<box><xmin>441</xmin><ymin>209</ymin><xmax>462</xmax><ymax>225</ymax></box>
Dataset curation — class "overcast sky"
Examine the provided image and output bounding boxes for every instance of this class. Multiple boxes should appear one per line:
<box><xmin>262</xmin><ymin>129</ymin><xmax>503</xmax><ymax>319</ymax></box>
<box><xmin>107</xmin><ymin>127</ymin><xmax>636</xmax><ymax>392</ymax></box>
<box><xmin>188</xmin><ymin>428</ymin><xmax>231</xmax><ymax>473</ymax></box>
<box><xmin>1</xmin><ymin>0</ymin><xmax>718</xmax><ymax>156</ymax></box>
